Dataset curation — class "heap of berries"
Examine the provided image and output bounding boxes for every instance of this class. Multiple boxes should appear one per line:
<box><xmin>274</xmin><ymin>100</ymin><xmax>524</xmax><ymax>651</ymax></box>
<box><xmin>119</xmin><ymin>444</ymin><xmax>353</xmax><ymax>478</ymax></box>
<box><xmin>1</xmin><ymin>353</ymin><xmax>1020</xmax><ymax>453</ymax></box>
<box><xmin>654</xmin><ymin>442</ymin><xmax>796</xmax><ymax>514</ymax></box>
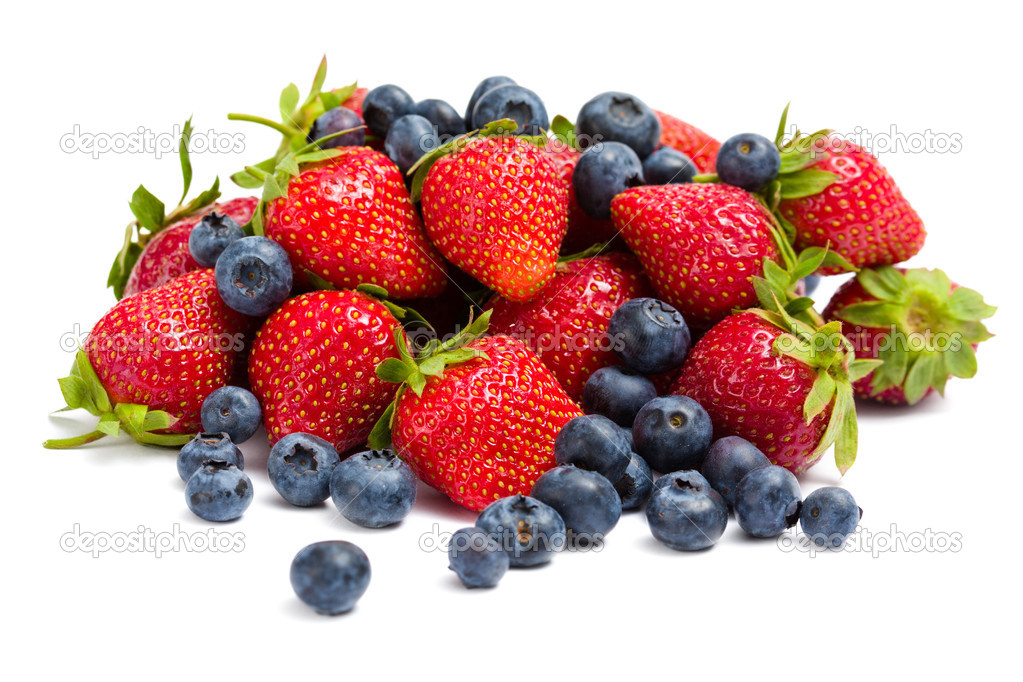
<box><xmin>46</xmin><ymin>58</ymin><xmax>995</xmax><ymax>612</ymax></box>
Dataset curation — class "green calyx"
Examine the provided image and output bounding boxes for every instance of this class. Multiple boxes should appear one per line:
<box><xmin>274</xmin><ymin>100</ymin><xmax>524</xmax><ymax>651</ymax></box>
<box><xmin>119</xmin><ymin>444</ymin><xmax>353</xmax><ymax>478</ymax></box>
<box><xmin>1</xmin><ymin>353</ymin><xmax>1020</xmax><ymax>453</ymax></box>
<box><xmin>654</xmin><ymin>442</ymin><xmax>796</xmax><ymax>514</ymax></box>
<box><xmin>44</xmin><ymin>350</ymin><xmax>194</xmax><ymax>450</ymax></box>
<box><xmin>367</xmin><ymin>309</ymin><xmax>493</xmax><ymax>449</ymax></box>
<box><xmin>549</xmin><ymin>115</ymin><xmax>581</xmax><ymax>151</ymax></box>
<box><xmin>834</xmin><ymin>266</ymin><xmax>996</xmax><ymax>404</ymax></box>
<box><xmin>752</xmin><ymin>246</ymin><xmax>856</xmax><ymax>327</ymax></box>
<box><xmin>107</xmin><ymin>117</ymin><xmax>222</xmax><ymax>299</ymax></box>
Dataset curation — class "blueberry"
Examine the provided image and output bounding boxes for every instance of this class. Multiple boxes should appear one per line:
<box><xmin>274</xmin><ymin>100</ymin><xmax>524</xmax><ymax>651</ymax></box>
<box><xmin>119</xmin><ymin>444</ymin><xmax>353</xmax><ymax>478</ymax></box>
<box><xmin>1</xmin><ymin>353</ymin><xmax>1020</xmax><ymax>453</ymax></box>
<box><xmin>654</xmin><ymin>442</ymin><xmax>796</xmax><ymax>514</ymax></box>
<box><xmin>308</xmin><ymin>106</ymin><xmax>366</xmax><ymax>149</ymax></box>
<box><xmin>582</xmin><ymin>366</ymin><xmax>657</xmax><ymax>427</ymax></box>
<box><xmin>385</xmin><ymin>114</ymin><xmax>440</xmax><ymax>176</ymax></box>
<box><xmin>608</xmin><ymin>298</ymin><xmax>691</xmax><ymax>374</ymax></box>
<box><xmin>531</xmin><ymin>466</ymin><xmax>622</xmax><ymax>540</ymax></box>
<box><xmin>362</xmin><ymin>84</ymin><xmax>416</xmax><ymax>138</ymax></box>
<box><xmin>188</xmin><ymin>212</ymin><xmax>245</xmax><ymax>268</ymax></box>
<box><xmin>329</xmin><ymin>449</ymin><xmax>417</xmax><ymax>528</ymax></box>
<box><xmin>447</xmin><ymin>527</ymin><xmax>510</xmax><ymax>589</ymax></box>
<box><xmin>716</xmin><ymin>133</ymin><xmax>782</xmax><ymax>192</ymax></box>
<box><xmin>573</xmin><ymin>141</ymin><xmax>644</xmax><ymax>220</ymax></box>
<box><xmin>177</xmin><ymin>432</ymin><xmax>244</xmax><ymax>483</ymax></box>
<box><xmin>802</xmin><ymin>274</ymin><xmax>821</xmax><ymax>297</ymax></box>
<box><xmin>632</xmin><ymin>395</ymin><xmax>713</xmax><ymax>473</ymax></box>
<box><xmin>641</xmin><ymin>147</ymin><xmax>696</xmax><ymax>185</ymax></box>
<box><xmin>415</xmin><ymin>99</ymin><xmax>466</xmax><ymax>139</ymax></box>
<box><xmin>701</xmin><ymin>436</ymin><xmax>771</xmax><ymax>509</ymax></box>
<box><xmin>733</xmin><ymin>465</ymin><xmax>802</xmax><ymax>538</ymax></box>
<box><xmin>200</xmin><ymin>386</ymin><xmax>262</xmax><ymax>444</ymax></box>
<box><xmin>646</xmin><ymin>471</ymin><xmax>728</xmax><ymax>551</ymax></box>
<box><xmin>554</xmin><ymin>414</ymin><xmax>632</xmax><ymax>482</ymax></box>
<box><xmin>800</xmin><ymin>487</ymin><xmax>862</xmax><ymax>548</ymax></box>
<box><xmin>214</xmin><ymin>236</ymin><xmax>293</xmax><ymax>317</ymax></box>
<box><xmin>290</xmin><ymin>541</ymin><xmax>371</xmax><ymax>615</ymax></box>
<box><xmin>185</xmin><ymin>460</ymin><xmax>253</xmax><ymax>522</ymax></box>
<box><xmin>267</xmin><ymin>432</ymin><xmax>341</xmax><ymax>507</ymax></box>
<box><xmin>576</xmin><ymin>92</ymin><xmax>661</xmax><ymax>159</ymax></box>
<box><xmin>614</xmin><ymin>451</ymin><xmax>653</xmax><ymax>511</ymax></box>
<box><xmin>475</xmin><ymin>494</ymin><xmax>566</xmax><ymax>568</ymax></box>
<box><xmin>471</xmin><ymin>84</ymin><xmax>549</xmax><ymax>136</ymax></box>
<box><xmin>464</xmin><ymin>75</ymin><xmax>516</xmax><ymax>122</ymax></box>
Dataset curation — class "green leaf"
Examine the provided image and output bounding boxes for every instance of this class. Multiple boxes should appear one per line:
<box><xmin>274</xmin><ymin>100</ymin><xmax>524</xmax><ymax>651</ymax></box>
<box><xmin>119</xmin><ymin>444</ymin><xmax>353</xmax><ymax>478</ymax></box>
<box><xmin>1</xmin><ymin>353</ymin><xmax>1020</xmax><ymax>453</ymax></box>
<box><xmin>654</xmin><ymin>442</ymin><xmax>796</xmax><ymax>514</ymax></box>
<box><xmin>903</xmin><ymin>354</ymin><xmax>938</xmax><ymax>405</ymax></box>
<box><xmin>107</xmin><ymin>239</ymin><xmax>142</xmax><ymax>300</ymax></box>
<box><xmin>848</xmin><ymin>358</ymin><xmax>882</xmax><ymax>382</ymax></box>
<box><xmin>74</xmin><ymin>350</ymin><xmax>112</xmax><ymax>414</ymax></box>
<box><xmin>142</xmin><ymin>410</ymin><xmax>175</xmax><ymax>433</ymax></box>
<box><xmin>178</xmin><ymin>117</ymin><xmax>194</xmax><ymax>204</ymax></box>
<box><xmin>550</xmin><ymin>115</ymin><xmax>577</xmax><ymax>150</ymax></box>
<box><xmin>946</xmin><ymin>287</ymin><xmax>996</xmax><ymax>321</ymax></box>
<box><xmin>791</xmin><ymin>248</ymin><xmax>829</xmax><ymax>281</ymax></box>
<box><xmin>306</xmin><ymin>56</ymin><xmax>328</xmax><ymax>105</ymax></box>
<box><xmin>466</xmin><ymin>309</ymin><xmax>493</xmax><ymax>338</ymax></box>
<box><xmin>784</xmin><ymin>296</ymin><xmax>816</xmax><ymax>315</ymax></box>
<box><xmin>114</xmin><ymin>403</ymin><xmax>148</xmax><ymax>436</ymax></box>
<box><xmin>408</xmin><ymin>372</ymin><xmax>427</xmax><ymax>398</ymax></box>
<box><xmin>356</xmin><ymin>283</ymin><xmax>390</xmax><ymax>299</ymax></box>
<box><xmin>279</xmin><ymin>83</ymin><xmax>301</xmax><ymax>125</ymax></box>
<box><xmin>319</xmin><ymin>91</ymin><xmax>342</xmax><ymax>111</ymax></box>
<box><xmin>905</xmin><ymin>268</ymin><xmax>951</xmax><ymax>297</ymax></box>
<box><xmin>276</xmin><ymin>154</ymin><xmax>300</xmax><ymax>178</ymax></box>
<box><xmin>775</xmin><ymin>102</ymin><xmax>791</xmax><ymax>147</ymax></box>
<box><xmin>376</xmin><ymin>358</ymin><xmax>415</xmax><ymax>383</ymax></box>
<box><xmin>833</xmin><ymin>387</ymin><xmax>858</xmax><ymax>475</ymax></box>
<box><xmin>944</xmin><ymin>341</ymin><xmax>977</xmax><ymax>379</ymax></box>
<box><xmin>804</xmin><ymin>372</ymin><xmax>837</xmax><ymax>423</ymax></box>
<box><xmin>368</xmin><ymin>402</ymin><xmax>395</xmax><ymax>450</ymax></box>
<box><xmin>776</xmin><ymin>169</ymin><xmax>839</xmax><ymax>200</ymax></box>
<box><xmin>261</xmin><ymin>172</ymin><xmax>288</xmax><ymax>203</ymax></box>
<box><xmin>418</xmin><ymin>355</ymin><xmax>446</xmax><ymax>377</ymax></box>
<box><xmin>177</xmin><ymin>176</ymin><xmax>221</xmax><ymax>217</ymax></box>
<box><xmin>42</xmin><ymin>430</ymin><xmax>108</xmax><ymax>449</ymax></box>
<box><xmin>835</xmin><ymin>301</ymin><xmax>903</xmax><ymax>329</ymax></box>
<box><xmin>763</xmin><ymin>259</ymin><xmax>790</xmax><ymax>292</ymax></box>
<box><xmin>58</xmin><ymin>375</ymin><xmax>87</xmax><ymax>411</ymax></box>
<box><xmin>96</xmin><ymin>412</ymin><xmax>121</xmax><ymax>438</ymax></box>
<box><xmin>128</xmin><ymin>185</ymin><xmax>165</xmax><ymax>231</ymax></box>
<box><xmin>303</xmin><ymin>270</ymin><xmax>336</xmax><ymax>291</ymax></box>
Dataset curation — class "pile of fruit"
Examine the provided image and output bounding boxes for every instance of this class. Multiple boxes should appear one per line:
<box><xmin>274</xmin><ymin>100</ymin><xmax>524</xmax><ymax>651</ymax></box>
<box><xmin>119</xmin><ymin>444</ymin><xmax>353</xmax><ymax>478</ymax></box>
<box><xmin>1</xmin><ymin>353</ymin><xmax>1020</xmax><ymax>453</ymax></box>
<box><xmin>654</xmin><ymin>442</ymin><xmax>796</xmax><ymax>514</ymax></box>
<box><xmin>47</xmin><ymin>59</ymin><xmax>996</xmax><ymax>614</ymax></box>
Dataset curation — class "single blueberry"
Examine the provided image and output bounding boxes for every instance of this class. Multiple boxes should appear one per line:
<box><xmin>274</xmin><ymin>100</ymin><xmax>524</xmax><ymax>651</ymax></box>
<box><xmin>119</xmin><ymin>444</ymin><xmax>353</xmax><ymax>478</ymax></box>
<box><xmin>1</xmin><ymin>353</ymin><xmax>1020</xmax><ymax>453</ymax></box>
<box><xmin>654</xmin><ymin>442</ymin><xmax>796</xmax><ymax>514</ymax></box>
<box><xmin>573</xmin><ymin>141</ymin><xmax>644</xmax><ymax>220</ymax></box>
<box><xmin>608</xmin><ymin>298</ymin><xmax>691</xmax><ymax>374</ymax></box>
<box><xmin>716</xmin><ymin>133</ymin><xmax>782</xmax><ymax>192</ymax></box>
<box><xmin>475</xmin><ymin>494</ymin><xmax>566</xmax><ymax>568</ymax></box>
<box><xmin>582</xmin><ymin>365</ymin><xmax>657</xmax><ymax>427</ymax></box>
<box><xmin>576</xmin><ymin>91</ymin><xmax>661</xmax><ymax>159</ymax></box>
<box><xmin>290</xmin><ymin>541</ymin><xmax>371</xmax><ymax>615</ymax></box>
<box><xmin>646</xmin><ymin>470</ymin><xmax>728</xmax><ymax>551</ymax></box>
<box><xmin>447</xmin><ymin>526</ymin><xmax>510</xmax><ymax>589</ymax></box>
<box><xmin>554</xmin><ymin>414</ymin><xmax>632</xmax><ymax>482</ymax></box>
<box><xmin>188</xmin><ymin>212</ymin><xmax>245</xmax><ymax>268</ymax></box>
<box><xmin>734</xmin><ymin>465</ymin><xmax>803</xmax><ymax>538</ymax></box>
<box><xmin>200</xmin><ymin>386</ymin><xmax>262</xmax><ymax>444</ymax></box>
<box><xmin>800</xmin><ymin>487</ymin><xmax>862</xmax><ymax>548</ymax></box>
<box><xmin>385</xmin><ymin>114</ymin><xmax>440</xmax><ymax>176</ymax></box>
<box><xmin>362</xmin><ymin>84</ymin><xmax>416</xmax><ymax>138</ymax></box>
<box><xmin>268</xmin><ymin>432</ymin><xmax>341</xmax><ymax>507</ymax></box>
<box><xmin>415</xmin><ymin>99</ymin><xmax>466</xmax><ymax>139</ymax></box>
<box><xmin>701</xmin><ymin>436</ymin><xmax>771</xmax><ymax>509</ymax></box>
<box><xmin>531</xmin><ymin>466</ymin><xmax>622</xmax><ymax>540</ymax></box>
<box><xmin>632</xmin><ymin>395</ymin><xmax>713</xmax><ymax>473</ymax></box>
<box><xmin>642</xmin><ymin>147</ymin><xmax>697</xmax><ymax>185</ymax></box>
<box><xmin>614</xmin><ymin>451</ymin><xmax>653</xmax><ymax>511</ymax></box>
<box><xmin>464</xmin><ymin>75</ymin><xmax>516</xmax><ymax>122</ymax></box>
<box><xmin>471</xmin><ymin>84</ymin><xmax>549</xmax><ymax>136</ymax></box>
<box><xmin>214</xmin><ymin>236</ymin><xmax>293</xmax><ymax>317</ymax></box>
<box><xmin>329</xmin><ymin>449</ymin><xmax>417</xmax><ymax>528</ymax></box>
<box><xmin>308</xmin><ymin>106</ymin><xmax>365</xmax><ymax>149</ymax></box>
<box><xmin>185</xmin><ymin>460</ymin><xmax>253</xmax><ymax>522</ymax></box>
<box><xmin>177</xmin><ymin>432</ymin><xmax>244</xmax><ymax>483</ymax></box>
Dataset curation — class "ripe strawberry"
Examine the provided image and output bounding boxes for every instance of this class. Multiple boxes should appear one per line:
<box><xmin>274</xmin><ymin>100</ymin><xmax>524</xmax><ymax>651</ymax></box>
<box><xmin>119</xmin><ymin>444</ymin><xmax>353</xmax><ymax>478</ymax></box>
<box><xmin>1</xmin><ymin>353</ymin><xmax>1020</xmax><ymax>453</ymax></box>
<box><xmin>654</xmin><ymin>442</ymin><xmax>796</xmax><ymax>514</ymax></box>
<box><xmin>263</xmin><ymin>148</ymin><xmax>447</xmax><ymax>298</ymax></box>
<box><xmin>655</xmin><ymin>110</ymin><xmax>720</xmax><ymax>173</ymax></box>
<box><xmin>542</xmin><ymin>140</ymin><xmax>619</xmax><ymax>253</ymax></box>
<box><xmin>373</xmin><ymin>313</ymin><xmax>583</xmax><ymax>510</ymax></box>
<box><xmin>485</xmin><ymin>252</ymin><xmax>653</xmax><ymax>400</ymax></box>
<box><xmin>123</xmin><ymin>197</ymin><xmax>258</xmax><ymax>298</ymax></box>
<box><xmin>672</xmin><ymin>308</ymin><xmax>877</xmax><ymax>474</ymax></box>
<box><xmin>419</xmin><ymin>134</ymin><xmax>569</xmax><ymax>302</ymax></box>
<box><xmin>610</xmin><ymin>183</ymin><xmax>781</xmax><ymax>329</ymax></box>
<box><xmin>45</xmin><ymin>269</ymin><xmax>249</xmax><ymax>449</ymax></box>
<box><xmin>340</xmin><ymin>86</ymin><xmax>369</xmax><ymax>119</ymax></box>
<box><xmin>248</xmin><ymin>289</ymin><xmax>406</xmax><ymax>451</ymax></box>
<box><xmin>823</xmin><ymin>266</ymin><xmax>995</xmax><ymax>405</ymax></box>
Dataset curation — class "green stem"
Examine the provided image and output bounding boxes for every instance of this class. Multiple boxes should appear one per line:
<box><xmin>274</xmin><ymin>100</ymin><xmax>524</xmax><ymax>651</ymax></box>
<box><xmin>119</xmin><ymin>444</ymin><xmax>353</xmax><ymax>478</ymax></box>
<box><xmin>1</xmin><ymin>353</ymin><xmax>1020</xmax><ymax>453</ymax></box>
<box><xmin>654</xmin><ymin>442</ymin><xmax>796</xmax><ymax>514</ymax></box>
<box><xmin>227</xmin><ymin>113</ymin><xmax>303</xmax><ymax>138</ymax></box>
<box><xmin>135</xmin><ymin>432</ymin><xmax>195</xmax><ymax>448</ymax></box>
<box><xmin>42</xmin><ymin>431</ymin><xmax>107</xmax><ymax>449</ymax></box>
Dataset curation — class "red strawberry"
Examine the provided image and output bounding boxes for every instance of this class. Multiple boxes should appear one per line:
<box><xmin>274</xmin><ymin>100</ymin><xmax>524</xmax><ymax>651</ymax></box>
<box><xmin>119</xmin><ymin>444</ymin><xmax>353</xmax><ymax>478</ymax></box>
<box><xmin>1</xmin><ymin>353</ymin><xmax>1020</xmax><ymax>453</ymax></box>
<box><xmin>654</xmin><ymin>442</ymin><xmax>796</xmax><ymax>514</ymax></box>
<box><xmin>374</xmin><ymin>317</ymin><xmax>583</xmax><ymax>511</ymax></box>
<box><xmin>419</xmin><ymin>134</ymin><xmax>569</xmax><ymax>302</ymax></box>
<box><xmin>263</xmin><ymin>148</ymin><xmax>447</xmax><ymax>299</ymax></box>
<box><xmin>248</xmin><ymin>289</ymin><xmax>405</xmax><ymax>451</ymax></box>
<box><xmin>655</xmin><ymin>110</ymin><xmax>720</xmax><ymax>173</ymax></box>
<box><xmin>485</xmin><ymin>253</ymin><xmax>653</xmax><ymax>400</ymax></box>
<box><xmin>823</xmin><ymin>266</ymin><xmax>995</xmax><ymax>405</ymax></box>
<box><xmin>672</xmin><ymin>308</ymin><xmax>877</xmax><ymax>474</ymax></box>
<box><xmin>610</xmin><ymin>183</ymin><xmax>781</xmax><ymax>329</ymax></box>
<box><xmin>123</xmin><ymin>197</ymin><xmax>258</xmax><ymax>298</ymax></box>
<box><xmin>46</xmin><ymin>269</ymin><xmax>249</xmax><ymax>449</ymax></box>
<box><xmin>542</xmin><ymin>140</ymin><xmax>619</xmax><ymax>253</ymax></box>
<box><xmin>340</xmin><ymin>86</ymin><xmax>368</xmax><ymax>119</ymax></box>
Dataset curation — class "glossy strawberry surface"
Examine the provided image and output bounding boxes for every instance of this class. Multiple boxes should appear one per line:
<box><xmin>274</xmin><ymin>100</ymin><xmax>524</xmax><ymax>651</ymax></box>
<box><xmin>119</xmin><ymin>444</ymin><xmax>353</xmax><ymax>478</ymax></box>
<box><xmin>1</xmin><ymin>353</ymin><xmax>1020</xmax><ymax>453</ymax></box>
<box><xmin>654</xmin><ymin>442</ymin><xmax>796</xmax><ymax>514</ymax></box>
<box><xmin>655</xmin><ymin>110</ymin><xmax>720</xmax><ymax>173</ymax></box>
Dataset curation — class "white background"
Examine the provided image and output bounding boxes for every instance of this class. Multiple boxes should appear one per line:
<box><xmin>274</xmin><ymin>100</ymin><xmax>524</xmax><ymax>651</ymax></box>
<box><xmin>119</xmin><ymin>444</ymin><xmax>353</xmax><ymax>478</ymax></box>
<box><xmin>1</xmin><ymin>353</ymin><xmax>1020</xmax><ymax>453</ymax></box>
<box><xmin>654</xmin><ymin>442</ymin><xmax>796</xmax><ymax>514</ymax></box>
<box><xmin>4</xmin><ymin>1</ymin><xmax>1020</xmax><ymax>679</ymax></box>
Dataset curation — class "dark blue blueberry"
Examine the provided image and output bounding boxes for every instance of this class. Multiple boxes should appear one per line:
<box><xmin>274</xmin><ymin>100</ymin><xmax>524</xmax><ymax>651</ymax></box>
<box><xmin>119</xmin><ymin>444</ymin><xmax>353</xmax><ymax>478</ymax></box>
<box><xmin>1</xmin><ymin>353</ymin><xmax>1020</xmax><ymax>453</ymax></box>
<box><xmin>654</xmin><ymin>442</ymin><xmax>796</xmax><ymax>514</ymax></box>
<box><xmin>573</xmin><ymin>141</ymin><xmax>644</xmax><ymax>220</ymax></box>
<box><xmin>632</xmin><ymin>395</ymin><xmax>713</xmax><ymax>473</ymax></box>
<box><xmin>716</xmin><ymin>133</ymin><xmax>782</xmax><ymax>192</ymax></box>
<box><xmin>185</xmin><ymin>460</ymin><xmax>253</xmax><ymax>522</ymax></box>
<box><xmin>290</xmin><ymin>541</ymin><xmax>371</xmax><ymax>615</ymax></box>
<box><xmin>576</xmin><ymin>92</ymin><xmax>661</xmax><ymax>159</ymax></box>
<box><xmin>582</xmin><ymin>366</ymin><xmax>657</xmax><ymax>427</ymax></box>
<box><xmin>464</xmin><ymin>76</ymin><xmax>516</xmax><ymax>122</ymax></box>
<box><xmin>608</xmin><ymin>298</ymin><xmax>691</xmax><ymax>374</ymax></box>
<box><xmin>802</xmin><ymin>274</ymin><xmax>821</xmax><ymax>297</ymax></box>
<box><xmin>447</xmin><ymin>526</ymin><xmax>510</xmax><ymax>589</ymax></box>
<box><xmin>268</xmin><ymin>432</ymin><xmax>341</xmax><ymax>507</ymax></box>
<box><xmin>177</xmin><ymin>432</ymin><xmax>243</xmax><ymax>483</ymax></box>
<box><xmin>200</xmin><ymin>386</ymin><xmax>262</xmax><ymax>444</ymax></box>
<box><xmin>614</xmin><ymin>451</ymin><xmax>653</xmax><ymax>511</ymax></box>
<box><xmin>362</xmin><ymin>84</ymin><xmax>416</xmax><ymax>138</ymax></box>
<box><xmin>800</xmin><ymin>487</ymin><xmax>862</xmax><ymax>548</ymax></box>
<box><xmin>475</xmin><ymin>494</ymin><xmax>566</xmax><ymax>568</ymax></box>
<box><xmin>470</xmin><ymin>84</ymin><xmax>548</xmax><ymax>136</ymax></box>
<box><xmin>307</xmin><ymin>106</ymin><xmax>365</xmax><ymax>149</ymax></box>
<box><xmin>531</xmin><ymin>466</ymin><xmax>622</xmax><ymax>540</ymax></box>
<box><xmin>554</xmin><ymin>414</ymin><xmax>632</xmax><ymax>481</ymax></box>
<box><xmin>329</xmin><ymin>449</ymin><xmax>417</xmax><ymax>528</ymax></box>
<box><xmin>188</xmin><ymin>212</ymin><xmax>245</xmax><ymax>268</ymax></box>
<box><xmin>701</xmin><ymin>436</ymin><xmax>771</xmax><ymax>509</ymax></box>
<box><xmin>641</xmin><ymin>147</ymin><xmax>696</xmax><ymax>185</ymax></box>
<box><xmin>415</xmin><ymin>99</ymin><xmax>466</xmax><ymax>139</ymax></box>
<box><xmin>384</xmin><ymin>114</ymin><xmax>440</xmax><ymax>176</ymax></box>
<box><xmin>646</xmin><ymin>470</ymin><xmax>728</xmax><ymax>551</ymax></box>
<box><xmin>214</xmin><ymin>236</ymin><xmax>293</xmax><ymax>317</ymax></box>
<box><xmin>734</xmin><ymin>465</ymin><xmax>802</xmax><ymax>538</ymax></box>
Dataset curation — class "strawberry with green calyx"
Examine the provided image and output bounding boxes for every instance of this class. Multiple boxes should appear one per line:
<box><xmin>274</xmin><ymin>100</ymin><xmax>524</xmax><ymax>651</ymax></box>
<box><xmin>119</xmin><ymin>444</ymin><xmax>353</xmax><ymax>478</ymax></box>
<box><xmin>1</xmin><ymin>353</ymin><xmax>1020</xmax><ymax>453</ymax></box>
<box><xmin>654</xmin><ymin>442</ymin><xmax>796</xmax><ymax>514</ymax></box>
<box><xmin>370</xmin><ymin>310</ymin><xmax>584</xmax><ymax>511</ymax></box>
<box><xmin>752</xmin><ymin>245</ymin><xmax>857</xmax><ymax>327</ymax></box>
<box><xmin>823</xmin><ymin>266</ymin><xmax>995</xmax><ymax>405</ymax></box>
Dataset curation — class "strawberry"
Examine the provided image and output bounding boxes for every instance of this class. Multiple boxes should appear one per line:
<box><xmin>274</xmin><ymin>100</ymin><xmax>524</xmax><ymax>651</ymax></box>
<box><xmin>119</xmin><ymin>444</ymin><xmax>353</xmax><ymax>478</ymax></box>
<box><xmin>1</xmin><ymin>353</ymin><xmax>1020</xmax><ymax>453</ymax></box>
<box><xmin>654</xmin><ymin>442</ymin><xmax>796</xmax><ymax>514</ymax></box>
<box><xmin>45</xmin><ymin>269</ymin><xmax>249</xmax><ymax>449</ymax></box>
<box><xmin>371</xmin><ymin>312</ymin><xmax>583</xmax><ymax>510</ymax></box>
<box><xmin>247</xmin><ymin>288</ymin><xmax>406</xmax><ymax>451</ymax></box>
<box><xmin>655</xmin><ymin>110</ymin><xmax>720</xmax><ymax>173</ymax></box>
<box><xmin>542</xmin><ymin>139</ymin><xmax>619</xmax><ymax>253</ymax></box>
<box><xmin>340</xmin><ymin>86</ymin><xmax>369</xmax><ymax>119</ymax></box>
<box><xmin>485</xmin><ymin>252</ymin><xmax>653</xmax><ymax>400</ymax></box>
<box><xmin>416</xmin><ymin>127</ymin><xmax>569</xmax><ymax>302</ymax></box>
<box><xmin>823</xmin><ymin>266</ymin><xmax>995</xmax><ymax>405</ymax></box>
